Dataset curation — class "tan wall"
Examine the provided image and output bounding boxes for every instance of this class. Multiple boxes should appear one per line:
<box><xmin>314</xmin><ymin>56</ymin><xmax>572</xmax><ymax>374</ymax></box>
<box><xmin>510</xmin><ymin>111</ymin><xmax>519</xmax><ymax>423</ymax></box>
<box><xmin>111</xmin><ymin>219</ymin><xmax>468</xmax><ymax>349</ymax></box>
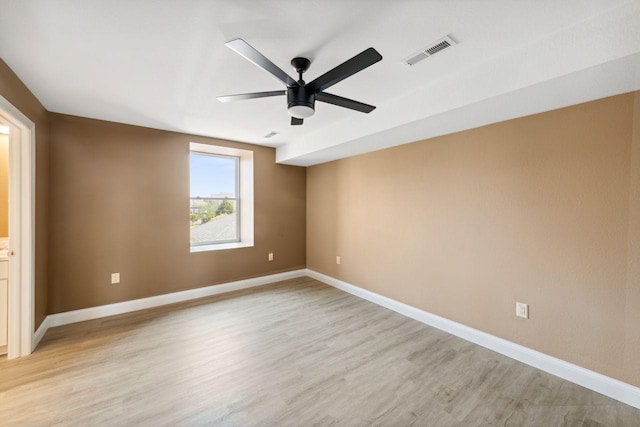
<box><xmin>0</xmin><ymin>59</ymin><xmax>49</xmax><ymax>330</ymax></box>
<box><xmin>625</xmin><ymin>91</ymin><xmax>640</xmax><ymax>384</ymax></box>
<box><xmin>48</xmin><ymin>114</ymin><xmax>306</xmax><ymax>313</ymax></box>
<box><xmin>0</xmin><ymin>133</ymin><xmax>8</xmax><ymax>237</ymax></box>
<box><xmin>307</xmin><ymin>92</ymin><xmax>640</xmax><ymax>387</ymax></box>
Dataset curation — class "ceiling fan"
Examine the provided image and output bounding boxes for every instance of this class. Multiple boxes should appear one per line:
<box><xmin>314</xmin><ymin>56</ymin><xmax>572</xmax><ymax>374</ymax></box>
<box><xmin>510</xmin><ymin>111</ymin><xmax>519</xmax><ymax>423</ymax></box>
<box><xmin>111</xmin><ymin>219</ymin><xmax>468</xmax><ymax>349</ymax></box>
<box><xmin>217</xmin><ymin>39</ymin><xmax>383</xmax><ymax>126</ymax></box>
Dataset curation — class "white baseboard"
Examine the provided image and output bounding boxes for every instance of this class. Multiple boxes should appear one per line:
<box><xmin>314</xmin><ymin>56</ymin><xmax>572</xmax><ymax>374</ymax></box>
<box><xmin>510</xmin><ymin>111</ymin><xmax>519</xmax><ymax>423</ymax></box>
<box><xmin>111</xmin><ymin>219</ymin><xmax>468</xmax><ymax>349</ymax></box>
<box><xmin>37</xmin><ymin>269</ymin><xmax>306</xmax><ymax>333</ymax></box>
<box><xmin>305</xmin><ymin>269</ymin><xmax>640</xmax><ymax>410</ymax></box>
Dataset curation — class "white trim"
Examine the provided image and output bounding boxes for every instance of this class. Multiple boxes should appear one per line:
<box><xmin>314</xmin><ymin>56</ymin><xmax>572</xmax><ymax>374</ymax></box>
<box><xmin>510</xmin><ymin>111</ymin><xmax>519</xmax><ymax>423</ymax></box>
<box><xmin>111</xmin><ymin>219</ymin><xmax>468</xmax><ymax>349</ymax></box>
<box><xmin>190</xmin><ymin>241</ymin><xmax>253</xmax><ymax>252</ymax></box>
<box><xmin>0</xmin><ymin>94</ymin><xmax>35</xmax><ymax>359</ymax></box>
<box><xmin>305</xmin><ymin>269</ymin><xmax>640</xmax><ymax>410</ymax></box>
<box><xmin>45</xmin><ymin>269</ymin><xmax>306</xmax><ymax>328</ymax></box>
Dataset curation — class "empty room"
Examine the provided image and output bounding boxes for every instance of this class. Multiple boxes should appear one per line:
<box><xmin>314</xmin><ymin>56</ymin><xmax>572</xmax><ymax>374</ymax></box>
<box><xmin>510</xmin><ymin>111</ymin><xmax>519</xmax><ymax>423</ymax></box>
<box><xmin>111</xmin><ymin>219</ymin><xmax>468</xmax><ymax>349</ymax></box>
<box><xmin>1</xmin><ymin>1</ymin><xmax>640</xmax><ymax>425</ymax></box>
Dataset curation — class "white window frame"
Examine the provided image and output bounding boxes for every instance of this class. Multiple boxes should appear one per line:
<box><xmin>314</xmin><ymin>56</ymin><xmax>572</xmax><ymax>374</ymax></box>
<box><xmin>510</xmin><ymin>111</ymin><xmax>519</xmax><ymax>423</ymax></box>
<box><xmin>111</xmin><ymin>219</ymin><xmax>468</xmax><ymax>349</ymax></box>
<box><xmin>189</xmin><ymin>142</ymin><xmax>254</xmax><ymax>252</ymax></box>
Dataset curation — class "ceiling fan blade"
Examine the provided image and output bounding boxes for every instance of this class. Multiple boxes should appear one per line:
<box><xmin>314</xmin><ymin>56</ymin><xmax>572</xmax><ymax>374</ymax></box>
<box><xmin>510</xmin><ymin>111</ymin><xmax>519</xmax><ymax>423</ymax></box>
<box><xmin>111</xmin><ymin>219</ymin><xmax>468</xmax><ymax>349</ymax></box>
<box><xmin>291</xmin><ymin>117</ymin><xmax>304</xmax><ymax>126</ymax></box>
<box><xmin>307</xmin><ymin>48</ymin><xmax>382</xmax><ymax>93</ymax></box>
<box><xmin>226</xmin><ymin>39</ymin><xmax>298</xmax><ymax>87</ymax></box>
<box><xmin>316</xmin><ymin>92</ymin><xmax>376</xmax><ymax>113</ymax></box>
<box><xmin>216</xmin><ymin>90</ymin><xmax>286</xmax><ymax>103</ymax></box>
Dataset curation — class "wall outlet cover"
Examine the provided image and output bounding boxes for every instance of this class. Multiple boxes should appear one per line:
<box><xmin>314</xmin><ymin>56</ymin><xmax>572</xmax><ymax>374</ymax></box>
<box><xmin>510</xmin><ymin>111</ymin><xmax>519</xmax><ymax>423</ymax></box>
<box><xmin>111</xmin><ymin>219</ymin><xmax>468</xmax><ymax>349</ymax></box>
<box><xmin>516</xmin><ymin>302</ymin><xmax>529</xmax><ymax>319</ymax></box>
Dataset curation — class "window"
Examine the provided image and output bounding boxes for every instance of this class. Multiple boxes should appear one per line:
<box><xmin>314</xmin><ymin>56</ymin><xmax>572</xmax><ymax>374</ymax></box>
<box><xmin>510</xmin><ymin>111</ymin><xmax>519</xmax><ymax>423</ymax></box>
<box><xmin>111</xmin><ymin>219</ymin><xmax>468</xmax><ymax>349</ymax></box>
<box><xmin>189</xmin><ymin>143</ymin><xmax>253</xmax><ymax>251</ymax></box>
<box><xmin>190</xmin><ymin>153</ymin><xmax>239</xmax><ymax>244</ymax></box>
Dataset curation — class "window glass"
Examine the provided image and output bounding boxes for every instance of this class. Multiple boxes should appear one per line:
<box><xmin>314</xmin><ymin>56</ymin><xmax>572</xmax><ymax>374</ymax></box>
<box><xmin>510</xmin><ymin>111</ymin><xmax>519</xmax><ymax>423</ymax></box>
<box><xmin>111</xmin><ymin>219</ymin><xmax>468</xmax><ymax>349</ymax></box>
<box><xmin>189</xmin><ymin>152</ymin><xmax>239</xmax><ymax>245</ymax></box>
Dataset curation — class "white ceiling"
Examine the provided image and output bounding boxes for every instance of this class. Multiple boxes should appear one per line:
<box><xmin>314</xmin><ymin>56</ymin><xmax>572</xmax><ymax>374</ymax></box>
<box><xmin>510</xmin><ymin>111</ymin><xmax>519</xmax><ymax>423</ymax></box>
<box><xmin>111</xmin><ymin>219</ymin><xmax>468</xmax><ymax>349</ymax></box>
<box><xmin>0</xmin><ymin>0</ymin><xmax>639</xmax><ymax>166</ymax></box>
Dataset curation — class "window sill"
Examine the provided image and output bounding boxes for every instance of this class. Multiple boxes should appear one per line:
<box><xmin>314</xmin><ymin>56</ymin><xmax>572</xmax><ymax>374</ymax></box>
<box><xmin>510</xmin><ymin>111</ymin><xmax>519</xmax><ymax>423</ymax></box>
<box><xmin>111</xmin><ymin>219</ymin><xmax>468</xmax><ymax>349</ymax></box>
<box><xmin>190</xmin><ymin>241</ymin><xmax>254</xmax><ymax>253</ymax></box>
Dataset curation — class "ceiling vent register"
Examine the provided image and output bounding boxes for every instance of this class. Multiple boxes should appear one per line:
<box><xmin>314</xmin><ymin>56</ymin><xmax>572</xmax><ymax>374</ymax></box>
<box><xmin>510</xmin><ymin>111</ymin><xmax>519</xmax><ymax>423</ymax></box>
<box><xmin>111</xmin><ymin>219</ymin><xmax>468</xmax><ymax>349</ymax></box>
<box><xmin>263</xmin><ymin>131</ymin><xmax>279</xmax><ymax>138</ymax></box>
<box><xmin>403</xmin><ymin>35</ymin><xmax>457</xmax><ymax>66</ymax></box>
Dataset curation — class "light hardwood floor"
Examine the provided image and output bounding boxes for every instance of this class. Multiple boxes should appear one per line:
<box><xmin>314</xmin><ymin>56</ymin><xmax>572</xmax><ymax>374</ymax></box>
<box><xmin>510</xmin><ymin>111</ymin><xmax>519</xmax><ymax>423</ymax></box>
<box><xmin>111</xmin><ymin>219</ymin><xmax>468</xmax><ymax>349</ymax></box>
<box><xmin>1</xmin><ymin>276</ymin><xmax>639</xmax><ymax>426</ymax></box>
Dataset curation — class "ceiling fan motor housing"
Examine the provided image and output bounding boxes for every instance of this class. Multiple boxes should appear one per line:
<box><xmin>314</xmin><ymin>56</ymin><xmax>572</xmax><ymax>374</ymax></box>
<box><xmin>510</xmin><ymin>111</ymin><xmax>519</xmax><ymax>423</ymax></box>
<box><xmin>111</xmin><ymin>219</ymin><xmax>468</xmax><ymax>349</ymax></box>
<box><xmin>287</xmin><ymin>86</ymin><xmax>315</xmax><ymax>118</ymax></box>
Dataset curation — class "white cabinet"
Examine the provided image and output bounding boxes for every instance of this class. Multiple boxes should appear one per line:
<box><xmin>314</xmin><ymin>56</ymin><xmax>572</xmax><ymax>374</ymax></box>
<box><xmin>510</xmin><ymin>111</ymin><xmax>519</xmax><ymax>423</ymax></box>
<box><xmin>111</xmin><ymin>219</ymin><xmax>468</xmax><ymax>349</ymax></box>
<box><xmin>0</xmin><ymin>260</ymin><xmax>7</xmax><ymax>352</ymax></box>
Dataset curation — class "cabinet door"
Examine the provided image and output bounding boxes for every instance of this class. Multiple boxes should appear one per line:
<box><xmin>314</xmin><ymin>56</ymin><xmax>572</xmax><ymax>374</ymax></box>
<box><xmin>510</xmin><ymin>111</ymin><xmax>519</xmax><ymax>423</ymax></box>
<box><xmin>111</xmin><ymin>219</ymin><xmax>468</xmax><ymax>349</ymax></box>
<box><xmin>0</xmin><ymin>278</ymin><xmax>7</xmax><ymax>347</ymax></box>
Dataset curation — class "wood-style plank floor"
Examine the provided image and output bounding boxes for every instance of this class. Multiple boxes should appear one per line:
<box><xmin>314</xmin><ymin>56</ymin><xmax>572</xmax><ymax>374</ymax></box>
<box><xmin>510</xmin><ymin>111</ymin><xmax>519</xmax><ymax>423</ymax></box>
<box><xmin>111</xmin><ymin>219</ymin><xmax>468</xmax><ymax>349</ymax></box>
<box><xmin>1</xmin><ymin>277</ymin><xmax>639</xmax><ymax>426</ymax></box>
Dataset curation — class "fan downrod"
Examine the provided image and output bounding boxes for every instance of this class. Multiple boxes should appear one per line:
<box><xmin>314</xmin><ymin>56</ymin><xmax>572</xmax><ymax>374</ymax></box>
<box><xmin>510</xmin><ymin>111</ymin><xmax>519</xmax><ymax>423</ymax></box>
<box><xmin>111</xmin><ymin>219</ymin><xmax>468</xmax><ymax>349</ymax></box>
<box><xmin>291</xmin><ymin>57</ymin><xmax>311</xmax><ymax>83</ymax></box>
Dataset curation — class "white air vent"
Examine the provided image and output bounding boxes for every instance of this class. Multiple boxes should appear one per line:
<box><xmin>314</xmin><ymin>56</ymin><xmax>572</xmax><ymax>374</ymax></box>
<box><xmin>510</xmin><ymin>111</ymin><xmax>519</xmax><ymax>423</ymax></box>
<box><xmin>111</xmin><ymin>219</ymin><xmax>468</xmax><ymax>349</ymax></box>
<box><xmin>263</xmin><ymin>131</ymin><xmax>279</xmax><ymax>138</ymax></box>
<box><xmin>402</xmin><ymin>35</ymin><xmax>457</xmax><ymax>67</ymax></box>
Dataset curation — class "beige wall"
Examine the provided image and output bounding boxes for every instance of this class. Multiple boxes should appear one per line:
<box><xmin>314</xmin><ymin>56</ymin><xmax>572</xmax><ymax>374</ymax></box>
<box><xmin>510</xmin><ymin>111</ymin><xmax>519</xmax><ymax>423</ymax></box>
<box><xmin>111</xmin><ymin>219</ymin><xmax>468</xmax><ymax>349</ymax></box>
<box><xmin>625</xmin><ymin>91</ymin><xmax>640</xmax><ymax>384</ymax></box>
<box><xmin>48</xmin><ymin>114</ymin><xmax>306</xmax><ymax>313</ymax></box>
<box><xmin>307</xmin><ymin>92</ymin><xmax>640</xmax><ymax>387</ymax></box>
<box><xmin>0</xmin><ymin>58</ymin><xmax>49</xmax><ymax>330</ymax></box>
<box><xmin>0</xmin><ymin>133</ymin><xmax>7</xmax><ymax>237</ymax></box>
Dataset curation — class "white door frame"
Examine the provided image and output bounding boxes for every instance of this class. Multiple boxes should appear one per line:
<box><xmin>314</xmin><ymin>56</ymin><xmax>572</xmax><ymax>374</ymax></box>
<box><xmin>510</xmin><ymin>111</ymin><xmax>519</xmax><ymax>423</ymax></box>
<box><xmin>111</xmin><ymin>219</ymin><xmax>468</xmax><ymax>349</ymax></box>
<box><xmin>0</xmin><ymin>94</ymin><xmax>35</xmax><ymax>359</ymax></box>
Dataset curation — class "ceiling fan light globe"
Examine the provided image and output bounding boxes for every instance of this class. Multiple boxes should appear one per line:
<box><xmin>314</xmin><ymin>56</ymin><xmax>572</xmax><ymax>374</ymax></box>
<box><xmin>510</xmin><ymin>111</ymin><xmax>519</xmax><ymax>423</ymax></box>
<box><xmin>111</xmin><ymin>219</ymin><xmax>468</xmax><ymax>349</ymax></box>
<box><xmin>288</xmin><ymin>105</ymin><xmax>315</xmax><ymax>119</ymax></box>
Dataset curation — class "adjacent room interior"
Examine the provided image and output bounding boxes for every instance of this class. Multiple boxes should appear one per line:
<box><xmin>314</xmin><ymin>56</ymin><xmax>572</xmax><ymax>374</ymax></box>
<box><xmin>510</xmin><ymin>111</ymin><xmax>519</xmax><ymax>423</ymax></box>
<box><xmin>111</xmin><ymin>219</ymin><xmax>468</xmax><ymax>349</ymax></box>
<box><xmin>1</xmin><ymin>1</ymin><xmax>640</xmax><ymax>424</ymax></box>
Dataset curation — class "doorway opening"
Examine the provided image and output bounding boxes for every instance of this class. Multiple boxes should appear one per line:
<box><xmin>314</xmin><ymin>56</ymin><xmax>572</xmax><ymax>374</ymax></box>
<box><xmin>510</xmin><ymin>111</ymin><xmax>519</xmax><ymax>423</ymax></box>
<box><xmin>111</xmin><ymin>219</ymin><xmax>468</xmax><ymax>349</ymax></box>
<box><xmin>0</xmin><ymin>93</ymin><xmax>35</xmax><ymax>359</ymax></box>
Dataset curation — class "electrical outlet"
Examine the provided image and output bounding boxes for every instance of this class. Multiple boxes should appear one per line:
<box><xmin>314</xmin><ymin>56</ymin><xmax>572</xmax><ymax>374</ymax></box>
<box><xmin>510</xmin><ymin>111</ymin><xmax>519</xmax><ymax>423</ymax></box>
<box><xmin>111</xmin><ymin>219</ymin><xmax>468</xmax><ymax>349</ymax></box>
<box><xmin>516</xmin><ymin>302</ymin><xmax>528</xmax><ymax>319</ymax></box>
<box><xmin>336</xmin><ymin>256</ymin><xmax>341</xmax><ymax>265</ymax></box>
<box><xmin>268</xmin><ymin>251</ymin><xmax>274</xmax><ymax>262</ymax></box>
<box><xmin>111</xmin><ymin>273</ymin><xmax>120</xmax><ymax>284</ymax></box>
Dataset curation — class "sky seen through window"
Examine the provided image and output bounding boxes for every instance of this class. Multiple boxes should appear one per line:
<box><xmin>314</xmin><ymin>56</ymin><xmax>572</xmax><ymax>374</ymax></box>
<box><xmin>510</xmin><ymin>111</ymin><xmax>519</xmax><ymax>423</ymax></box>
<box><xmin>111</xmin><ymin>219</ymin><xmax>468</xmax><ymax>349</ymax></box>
<box><xmin>190</xmin><ymin>153</ymin><xmax>236</xmax><ymax>198</ymax></box>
